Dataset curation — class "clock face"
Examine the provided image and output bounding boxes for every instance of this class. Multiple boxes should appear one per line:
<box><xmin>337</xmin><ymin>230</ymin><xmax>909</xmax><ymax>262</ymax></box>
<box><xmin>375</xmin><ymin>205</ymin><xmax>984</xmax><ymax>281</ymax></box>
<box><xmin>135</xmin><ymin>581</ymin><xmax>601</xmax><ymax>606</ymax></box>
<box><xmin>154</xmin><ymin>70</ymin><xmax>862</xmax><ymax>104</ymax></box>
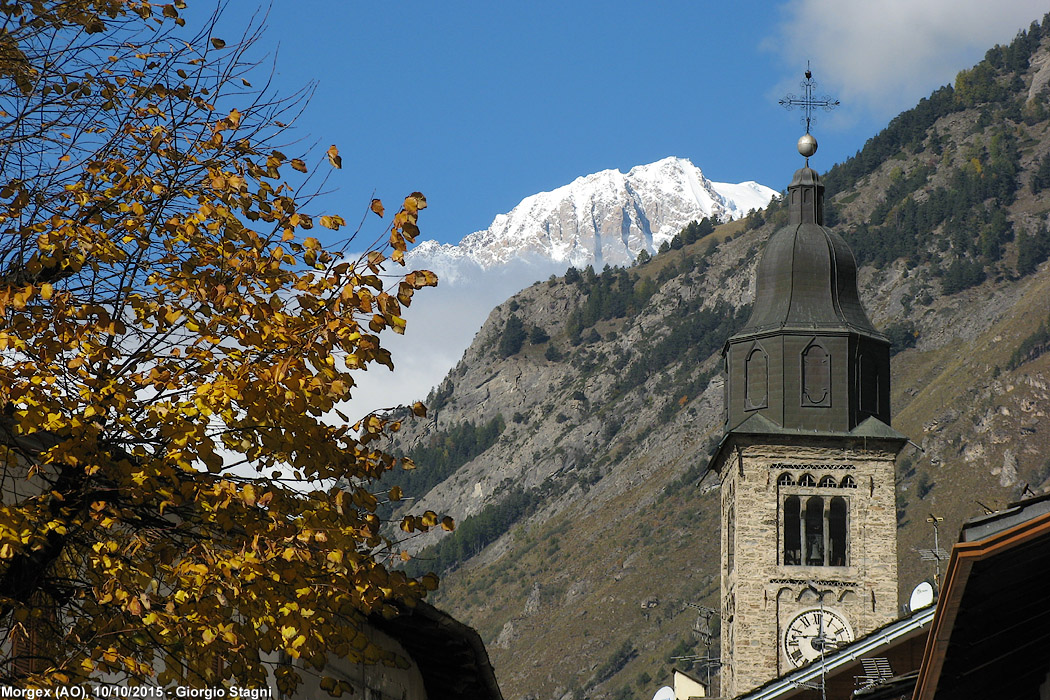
<box><xmin>783</xmin><ymin>608</ymin><xmax>854</xmax><ymax>668</ymax></box>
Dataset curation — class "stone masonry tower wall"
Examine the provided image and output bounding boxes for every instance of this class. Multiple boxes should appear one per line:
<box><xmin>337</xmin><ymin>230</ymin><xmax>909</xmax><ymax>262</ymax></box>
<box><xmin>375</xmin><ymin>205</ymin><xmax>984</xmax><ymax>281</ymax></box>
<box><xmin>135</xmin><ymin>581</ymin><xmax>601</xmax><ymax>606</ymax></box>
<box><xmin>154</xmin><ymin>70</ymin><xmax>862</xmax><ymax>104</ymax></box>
<box><xmin>718</xmin><ymin>437</ymin><xmax>900</xmax><ymax>696</ymax></box>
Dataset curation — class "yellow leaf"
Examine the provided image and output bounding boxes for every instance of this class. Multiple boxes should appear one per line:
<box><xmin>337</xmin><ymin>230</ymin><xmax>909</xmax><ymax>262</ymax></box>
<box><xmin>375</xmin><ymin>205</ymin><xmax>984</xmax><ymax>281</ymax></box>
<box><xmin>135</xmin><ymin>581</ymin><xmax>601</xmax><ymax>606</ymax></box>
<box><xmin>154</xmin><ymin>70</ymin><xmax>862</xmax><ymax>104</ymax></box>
<box><xmin>327</xmin><ymin>145</ymin><xmax>342</xmax><ymax>169</ymax></box>
<box><xmin>411</xmin><ymin>401</ymin><xmax>427</xmax><ymax>418</ymax></box>
<box><xmin>210</xmin><ymin>37</ymin><xmax>226</xmax><ymax>49</ymax></box>
<box><xmin>228</xmin><ymin>108</ymin><xmax>242</xmax><ymax>127</ymax></box>
<box><xmin>406</xmin><ymin>270</ymin><xmax>439</xmax><ymax>289</ymax></box>
<box><xmin>406</xmin><ymin>192</ymin><xmax>427</xmax><ymax>211</ymax></box>
<box><xmin>370</xmin><ymin>198</ymin><xmax>384</xmax><ymax>217</ymax></box>
<box><xmin>319</xmin><ymin>215</ymin><xmax>345</xmax><ymax>230</ymax></box>
<box><xmin>40</xmin><ymin>283</ymin><xmax>53</xmax><ymax>300</ymax></box>
<box><xmin>291</xmin><ymin>159</ymin><xmax>307</xmax><ymax>173</ymax></box>
<box><xmin>389</xmin><ymin>486</ymin><xmax>402</xmax><ymax>501</ymax></box>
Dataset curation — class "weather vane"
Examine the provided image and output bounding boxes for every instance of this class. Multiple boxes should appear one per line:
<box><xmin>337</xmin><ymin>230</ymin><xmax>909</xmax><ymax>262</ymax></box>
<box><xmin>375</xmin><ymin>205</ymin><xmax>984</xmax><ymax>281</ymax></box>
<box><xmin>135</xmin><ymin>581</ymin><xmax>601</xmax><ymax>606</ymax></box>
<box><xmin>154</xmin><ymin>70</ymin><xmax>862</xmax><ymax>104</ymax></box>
<box><xmin>779</xmin><ymin>62</ymin><xmax>839</xmax><ymax>164</ymax></box>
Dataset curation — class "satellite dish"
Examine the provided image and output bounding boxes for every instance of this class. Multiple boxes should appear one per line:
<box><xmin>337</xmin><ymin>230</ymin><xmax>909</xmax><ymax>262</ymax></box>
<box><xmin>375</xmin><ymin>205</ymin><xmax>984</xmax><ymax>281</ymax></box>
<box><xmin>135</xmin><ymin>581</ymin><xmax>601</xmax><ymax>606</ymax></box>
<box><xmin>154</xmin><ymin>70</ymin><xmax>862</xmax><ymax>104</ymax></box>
<box><xmin>909</xmin><ymin>581</ymin><xmax>935</xmax><ymax>611</ymax></box>
<box><xmin>652</xmin><ymin>687</ymin><xmax>675</xmax><ymax>700</ymax></box>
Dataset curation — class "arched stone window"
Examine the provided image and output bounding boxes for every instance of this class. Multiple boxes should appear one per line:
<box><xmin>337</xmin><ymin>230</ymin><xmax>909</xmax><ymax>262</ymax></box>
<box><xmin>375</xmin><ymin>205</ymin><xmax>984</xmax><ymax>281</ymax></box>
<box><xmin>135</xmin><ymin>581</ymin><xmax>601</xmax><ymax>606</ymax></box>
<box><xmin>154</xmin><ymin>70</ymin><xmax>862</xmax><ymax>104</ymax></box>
<box><xmin>841</xmin><ymin>475</ymin><xmax>857</xmax><ymax>489</ymax></box>
<box><xmin>829</xmin><ymin>497</ymin><xmax>848</xmax><ymax>566</ymax></box>
<box><xmin>818</xmin><ymin>475</ymin><xmax>836</xmax><ymax>487</ymax></box>
<box><xmin>801</xmin><ymin>342</ymin><xmax>831</xmax><ymax>407</ymax></box>
<box><xmin>778</xmin><ymin>473</ymin><xmax>795</xmax><ymax>487</ymax></box>
<box><xmin>805</xmin><ymin>496</ymin><xmax>825</xmax><ymax>566</ymax></box>
<box><xmin>745</xmin><ymin>346</ymin><xmax>768</xmax><ymax>410</ymax></box>
<box><xmin>783</xmin><ymin>496</ymin><xmax>801</xmax><ymax>566</ymax></box>
<box><xmin>798</xmin><ymin>473</ymin><xmax>816</xmax><ymax>487</ymax></box>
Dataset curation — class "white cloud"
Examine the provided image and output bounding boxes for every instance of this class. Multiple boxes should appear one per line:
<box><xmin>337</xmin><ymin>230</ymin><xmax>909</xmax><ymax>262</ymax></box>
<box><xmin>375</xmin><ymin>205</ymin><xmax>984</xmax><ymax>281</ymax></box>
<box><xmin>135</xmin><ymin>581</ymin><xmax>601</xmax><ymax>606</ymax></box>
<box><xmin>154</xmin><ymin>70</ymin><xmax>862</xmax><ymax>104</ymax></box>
<box><xmin>341</xmin><ymin>257</ymin><xmax>566</xmax><ymax>421</ymax></box>
<box><xmin>769</xmin><ymin>0</ymin><xmax>1048</xmax><ymax>122</ymax></box>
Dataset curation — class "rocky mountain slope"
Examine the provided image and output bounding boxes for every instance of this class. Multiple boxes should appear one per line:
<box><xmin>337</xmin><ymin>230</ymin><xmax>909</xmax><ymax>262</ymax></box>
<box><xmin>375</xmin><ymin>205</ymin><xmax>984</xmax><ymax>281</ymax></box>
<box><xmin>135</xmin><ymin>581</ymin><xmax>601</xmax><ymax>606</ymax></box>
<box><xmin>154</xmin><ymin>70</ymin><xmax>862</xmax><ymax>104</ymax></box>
<box><xmin>382</xmin><ymin>17</ymin><xmax>1050</xmax><ymax>700</ymax></box>
<box><xmin>408</xmin><ymin>157</ymin><xmax>775</xmax><ymax>274</ymax></box>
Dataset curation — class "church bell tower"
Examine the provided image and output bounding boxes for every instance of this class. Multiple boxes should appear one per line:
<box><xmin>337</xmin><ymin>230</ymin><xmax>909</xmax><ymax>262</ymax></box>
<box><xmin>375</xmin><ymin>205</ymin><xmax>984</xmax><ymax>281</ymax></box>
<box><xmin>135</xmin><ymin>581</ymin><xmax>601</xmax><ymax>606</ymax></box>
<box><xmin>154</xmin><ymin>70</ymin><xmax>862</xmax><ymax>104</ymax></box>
<box><xmin>710</xmin><ymin>112</ymin><xmax>906</xmax><ymax>697</ymax></box>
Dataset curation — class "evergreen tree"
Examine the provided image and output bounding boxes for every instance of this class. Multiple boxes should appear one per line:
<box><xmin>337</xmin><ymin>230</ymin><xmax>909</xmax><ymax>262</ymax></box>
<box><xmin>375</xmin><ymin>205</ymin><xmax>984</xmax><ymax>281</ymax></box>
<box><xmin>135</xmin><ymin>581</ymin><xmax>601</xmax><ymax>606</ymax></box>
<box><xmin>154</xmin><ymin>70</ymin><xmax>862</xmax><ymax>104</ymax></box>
<box><xmin>529</xmin><ymin>325</ymin><xmax>550</xmax><ymax>344</ymax></box>
<box><xmin>1017</xmin><ymin>225</ymin><xmax>1050</xmax><ymax>276</ymax></box>
<box><xmin>499</xmin><ymin>315</ymin><xmax>527</xmax><ymax>357</ymax></box>
<box><xmin>1030</xmin><ymin>152</ymin><xmax>1050</xmax><ymax>194</ymax></box>
<box><xmin>746</xmin><ymin>208</ymin><xmax>766</xmax><ymax>230</ymax></box>
<box><xmin>696</xmin><ymin>217</ymin><xmax>715</xmax><ymax>239</ymax></box>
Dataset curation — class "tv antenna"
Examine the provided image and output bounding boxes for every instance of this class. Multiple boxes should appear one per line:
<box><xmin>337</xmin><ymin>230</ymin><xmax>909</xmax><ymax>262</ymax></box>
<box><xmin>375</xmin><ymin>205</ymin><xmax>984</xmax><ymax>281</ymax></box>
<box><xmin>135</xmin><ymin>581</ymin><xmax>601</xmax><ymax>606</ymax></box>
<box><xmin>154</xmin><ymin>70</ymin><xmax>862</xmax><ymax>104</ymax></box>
<box><xmin>917</xmin><ymin>514</ymin><xmax>948</xmax><ymax>588</ymax></box>
<box><xmin>854</xmin><ymin>658</ymin><xmax>895</xmax><ymax>692</ymax></box>
<box><xmin>686</xmin><ymin>603</ymin><xmax>718</xmax><ymax>648</ymax></box>
<box><xmin>670</xmin><ymin>653</ymin><xmax>724</xmax><ymax>699</ymax></box>
<box><xmin>678</xmin><ymin>603</ymin><xmax>722</xmax><ymax>694</ymax></box>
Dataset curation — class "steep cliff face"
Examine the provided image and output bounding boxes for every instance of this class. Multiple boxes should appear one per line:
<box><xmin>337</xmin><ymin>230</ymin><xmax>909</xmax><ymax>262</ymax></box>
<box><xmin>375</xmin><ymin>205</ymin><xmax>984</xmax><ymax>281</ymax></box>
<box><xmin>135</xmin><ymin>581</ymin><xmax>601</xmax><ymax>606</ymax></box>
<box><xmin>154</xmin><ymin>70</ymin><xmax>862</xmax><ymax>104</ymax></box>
<box><xmin>382</xmin><ymin>23</ymin><xmax>1050</xmax><ymax>700</ymax></box>
<box><xmin>390</xmin><ymin>228</ymin><xmax>759</xmax><ymax>542</ymax></box>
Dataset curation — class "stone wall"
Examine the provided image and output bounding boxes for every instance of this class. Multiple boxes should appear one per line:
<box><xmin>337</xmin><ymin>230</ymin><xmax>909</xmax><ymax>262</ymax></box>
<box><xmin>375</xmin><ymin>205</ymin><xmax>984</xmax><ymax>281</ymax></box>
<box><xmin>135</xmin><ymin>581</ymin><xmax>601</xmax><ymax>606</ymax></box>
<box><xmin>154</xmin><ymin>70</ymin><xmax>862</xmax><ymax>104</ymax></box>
<box><xmin>718</xmin><ymin>437</ymin><xmax>901</xmax><ymax>697</ymax></box>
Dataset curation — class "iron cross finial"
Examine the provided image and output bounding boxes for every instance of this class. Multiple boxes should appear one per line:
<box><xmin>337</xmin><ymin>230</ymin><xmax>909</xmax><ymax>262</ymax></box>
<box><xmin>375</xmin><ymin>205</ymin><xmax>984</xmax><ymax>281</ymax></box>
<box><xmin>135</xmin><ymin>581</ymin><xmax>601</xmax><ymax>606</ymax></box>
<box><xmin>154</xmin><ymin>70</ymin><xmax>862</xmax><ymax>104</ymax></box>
<box><xmin>779</xmin><ymin>62</ymin><xmax>839</xmax><ymax>135</ymax></box>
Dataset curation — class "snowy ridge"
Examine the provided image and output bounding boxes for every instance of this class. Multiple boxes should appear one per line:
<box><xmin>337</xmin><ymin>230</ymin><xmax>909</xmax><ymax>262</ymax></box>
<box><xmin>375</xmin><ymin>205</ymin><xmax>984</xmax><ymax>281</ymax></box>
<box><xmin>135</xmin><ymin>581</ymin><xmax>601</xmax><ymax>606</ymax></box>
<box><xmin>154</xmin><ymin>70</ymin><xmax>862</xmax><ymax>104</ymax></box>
<box><xmin>409</xmin><ymin>157</ymin><xmax>776</xmax><ymax>276</ymax></box>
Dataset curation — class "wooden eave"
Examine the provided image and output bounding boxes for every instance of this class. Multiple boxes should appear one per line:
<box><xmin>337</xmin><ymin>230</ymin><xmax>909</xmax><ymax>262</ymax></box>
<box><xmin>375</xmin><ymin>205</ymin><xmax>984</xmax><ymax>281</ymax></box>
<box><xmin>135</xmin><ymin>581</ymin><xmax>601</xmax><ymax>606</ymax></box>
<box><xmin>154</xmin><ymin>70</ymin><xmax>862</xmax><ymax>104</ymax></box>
<box><xmin>912</xmin><ymin>509</ymin><xmax>1050</xmax><ymax>700</ymax></box>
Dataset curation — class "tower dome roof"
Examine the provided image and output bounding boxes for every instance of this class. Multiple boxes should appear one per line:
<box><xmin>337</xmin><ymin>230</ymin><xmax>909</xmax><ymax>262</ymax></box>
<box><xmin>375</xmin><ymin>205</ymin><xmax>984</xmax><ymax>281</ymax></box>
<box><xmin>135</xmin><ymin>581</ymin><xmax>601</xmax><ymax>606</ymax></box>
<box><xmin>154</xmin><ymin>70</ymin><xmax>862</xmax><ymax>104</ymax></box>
<box><xmin>733</xmin><ymin>167</ymin><xmax>883</xmax><ymax>340</ymax></box>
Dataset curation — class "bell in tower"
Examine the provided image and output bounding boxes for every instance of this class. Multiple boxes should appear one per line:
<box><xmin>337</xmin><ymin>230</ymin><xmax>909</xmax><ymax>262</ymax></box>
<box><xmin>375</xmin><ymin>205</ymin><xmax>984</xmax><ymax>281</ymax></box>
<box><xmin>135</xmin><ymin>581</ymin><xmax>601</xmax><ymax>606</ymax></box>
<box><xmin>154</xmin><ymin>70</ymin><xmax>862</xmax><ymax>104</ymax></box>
<box><xmin>710</xmin><ymin>75</ymin><xmax>907</xmax><ymax>698</ymax></box>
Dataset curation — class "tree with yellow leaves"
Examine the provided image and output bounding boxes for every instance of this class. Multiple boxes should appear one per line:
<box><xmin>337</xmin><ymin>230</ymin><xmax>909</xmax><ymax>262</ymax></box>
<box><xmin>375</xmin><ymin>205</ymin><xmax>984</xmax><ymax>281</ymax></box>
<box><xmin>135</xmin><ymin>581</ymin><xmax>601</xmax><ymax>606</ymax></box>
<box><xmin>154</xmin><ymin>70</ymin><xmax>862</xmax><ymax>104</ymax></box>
<box><xmin>0</xmin><ymin>1</ymin><xmax>446</xmax><ymax>692</ymax></box>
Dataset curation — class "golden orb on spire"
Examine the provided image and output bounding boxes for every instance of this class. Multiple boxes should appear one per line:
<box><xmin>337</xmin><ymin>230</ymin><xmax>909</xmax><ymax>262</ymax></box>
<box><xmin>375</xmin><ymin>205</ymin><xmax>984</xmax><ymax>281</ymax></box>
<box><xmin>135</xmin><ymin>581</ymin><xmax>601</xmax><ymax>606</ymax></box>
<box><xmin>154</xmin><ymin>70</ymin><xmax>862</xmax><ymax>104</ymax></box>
<box><xmin>797</xmin><ymin>133</ymin><xmax>818</xmax><ymax>158</ymax></box>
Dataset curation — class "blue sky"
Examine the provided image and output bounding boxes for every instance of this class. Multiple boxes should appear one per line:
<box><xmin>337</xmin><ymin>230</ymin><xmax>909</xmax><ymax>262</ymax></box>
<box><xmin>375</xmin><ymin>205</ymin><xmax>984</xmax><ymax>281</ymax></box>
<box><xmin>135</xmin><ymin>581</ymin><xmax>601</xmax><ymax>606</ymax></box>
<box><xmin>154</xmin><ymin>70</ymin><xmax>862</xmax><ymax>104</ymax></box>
<box><xmin>202</xmin><ymin>1</ymin><xmax>1049</xmax><ymax>414</ymax></box>
<box><xmin>209</xmin><ymin>1</ymin><xmax>1050</xmax><ymax>249</ymax></box>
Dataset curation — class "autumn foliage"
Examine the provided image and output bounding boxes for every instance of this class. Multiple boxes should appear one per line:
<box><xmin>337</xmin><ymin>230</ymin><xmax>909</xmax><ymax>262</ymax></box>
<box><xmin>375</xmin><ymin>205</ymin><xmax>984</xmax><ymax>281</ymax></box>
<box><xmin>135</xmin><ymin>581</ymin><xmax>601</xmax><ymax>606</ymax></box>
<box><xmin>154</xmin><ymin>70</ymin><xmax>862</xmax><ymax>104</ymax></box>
<box><xmin>0</xmin><ymin>1</ymin><xmax>445</xmax><ymax>691</ymax></box>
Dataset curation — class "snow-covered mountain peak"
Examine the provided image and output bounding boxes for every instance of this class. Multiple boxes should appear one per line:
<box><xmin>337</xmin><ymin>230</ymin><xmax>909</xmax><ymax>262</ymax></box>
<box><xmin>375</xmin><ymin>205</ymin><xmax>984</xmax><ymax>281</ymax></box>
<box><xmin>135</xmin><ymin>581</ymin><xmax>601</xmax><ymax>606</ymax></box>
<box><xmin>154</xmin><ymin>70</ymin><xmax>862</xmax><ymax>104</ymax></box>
<box><xmin>409</xmin><ymin>157</ymin><xmax>777</xmax><ymax>275</ymax></box>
